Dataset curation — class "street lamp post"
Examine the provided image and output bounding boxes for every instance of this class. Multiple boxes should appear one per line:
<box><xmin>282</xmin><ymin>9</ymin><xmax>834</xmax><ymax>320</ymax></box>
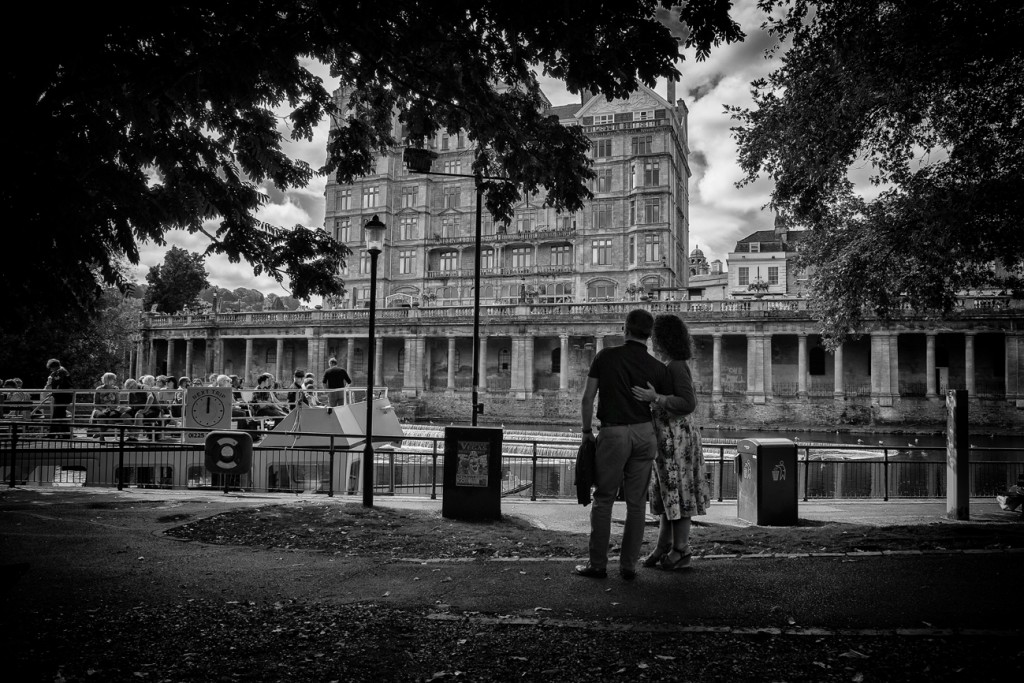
<box><xmin>403</xmin><ymin>147</ymin><xmax>509</xmax><ymax>426</ymax></box>
<box><xmin>362</xmin><ymin>214</ymin><xmax>387</xmax><ymax>507</ymax></box>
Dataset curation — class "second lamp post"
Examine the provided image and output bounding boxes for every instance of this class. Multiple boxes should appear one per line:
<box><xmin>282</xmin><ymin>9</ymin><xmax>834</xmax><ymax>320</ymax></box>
<box><xmin>362</xmin><ymin>214</ymin><xmax>387</xmax><ymax>507</ymax></box>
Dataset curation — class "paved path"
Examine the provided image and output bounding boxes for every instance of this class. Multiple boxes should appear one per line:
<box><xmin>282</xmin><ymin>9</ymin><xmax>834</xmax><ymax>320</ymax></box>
<box><xmin>2</xmin><ymin>487</ymin><xmax>1021</xmax><ymax>681</ymax></box>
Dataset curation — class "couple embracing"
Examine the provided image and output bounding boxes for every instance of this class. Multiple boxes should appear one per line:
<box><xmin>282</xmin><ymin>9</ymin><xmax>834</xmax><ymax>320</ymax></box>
<box><xmin>577</xmin><ymin>309</ymin><xmax>710</xmax><ymax>581</ymax></box>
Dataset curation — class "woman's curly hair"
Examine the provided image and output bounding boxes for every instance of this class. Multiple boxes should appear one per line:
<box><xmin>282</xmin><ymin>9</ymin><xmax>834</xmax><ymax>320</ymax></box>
<box><xmin>652</xmin><ymin>314</ymin><xmax>692</xmax><ymax>361</ymax></box>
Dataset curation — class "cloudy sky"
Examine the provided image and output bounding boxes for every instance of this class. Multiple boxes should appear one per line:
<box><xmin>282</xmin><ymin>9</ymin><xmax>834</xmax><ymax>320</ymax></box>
<box><xmin>135</xmin><ymin>2</ymin><xmax>782</xmax><ymax>297</ymax></box>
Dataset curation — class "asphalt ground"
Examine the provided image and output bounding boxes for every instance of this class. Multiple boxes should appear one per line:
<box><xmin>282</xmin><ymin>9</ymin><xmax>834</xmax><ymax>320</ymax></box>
<box><xmin>1</xmin><ymin>487</ymin><xmax>1022</xmax><ymax>682</ymax></box>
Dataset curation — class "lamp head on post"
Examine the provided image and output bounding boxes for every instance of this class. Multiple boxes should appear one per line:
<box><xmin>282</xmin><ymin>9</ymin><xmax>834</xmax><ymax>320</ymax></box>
<box><xmin>364</xmin><ymin>214</ymin><xmax>387</xmax><ymax>255</ymax></box>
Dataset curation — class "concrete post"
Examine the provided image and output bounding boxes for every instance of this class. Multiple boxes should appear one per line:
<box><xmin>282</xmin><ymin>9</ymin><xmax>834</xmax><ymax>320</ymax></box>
<box><xmin>524</xmin><ymin>336</ymin><xmax>535</xmax><ymax>395</ymax></box>
<box><xmin>946</xmin><ymin>389</ymin><xmax>970</xmax><ymax>520</ymax></box>
<box><xmin>148</xmin><ymin>338</ymin><xmax>156</xmax><ymax>375</ymax></box>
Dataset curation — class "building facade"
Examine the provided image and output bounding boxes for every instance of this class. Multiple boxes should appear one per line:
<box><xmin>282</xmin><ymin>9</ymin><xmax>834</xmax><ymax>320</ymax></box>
<box><xmin>135</xmin><ymin>86</ymin><xmax>1024</xmax><ymax>431</ymax></box>
<box><xmin>326</xmin><ymin>84</ymin><xmax>690</xmax><ymax>309</ymax></box>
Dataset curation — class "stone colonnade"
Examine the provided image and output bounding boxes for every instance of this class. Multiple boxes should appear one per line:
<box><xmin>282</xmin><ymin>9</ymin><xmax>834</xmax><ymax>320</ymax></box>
<box><xmin>140</xmin><ymin>328</ymin><xmax>1024</xmax><ymax>405</ymax></box>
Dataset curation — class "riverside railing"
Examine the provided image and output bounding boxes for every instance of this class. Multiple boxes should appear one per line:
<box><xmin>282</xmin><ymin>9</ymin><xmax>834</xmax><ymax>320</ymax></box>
<box><xmin>2</xmin><ymin>421</ymin><xmax>1021</xmax><ymax>502</ymax></box>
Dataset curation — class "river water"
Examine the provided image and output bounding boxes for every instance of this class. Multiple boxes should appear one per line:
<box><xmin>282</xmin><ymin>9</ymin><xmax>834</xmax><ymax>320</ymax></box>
<box><xmin>404</xmin><ymin>419</ymin><xmax>1023</xmax><ymax>461</ymax></box>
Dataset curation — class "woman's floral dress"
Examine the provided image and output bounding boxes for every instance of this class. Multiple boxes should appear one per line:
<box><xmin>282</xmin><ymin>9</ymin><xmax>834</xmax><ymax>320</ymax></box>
<box><xmin>650</xmin><ymin>364</ymin><xmax>711</xmax><ymax>519</ymax></box>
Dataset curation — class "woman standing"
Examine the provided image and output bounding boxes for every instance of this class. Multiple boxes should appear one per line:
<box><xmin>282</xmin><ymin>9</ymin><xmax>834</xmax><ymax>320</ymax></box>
<box><xmin>631</xmin><ymin>313</ymin><xmax>710</xmax><ymax>570</ymax></box>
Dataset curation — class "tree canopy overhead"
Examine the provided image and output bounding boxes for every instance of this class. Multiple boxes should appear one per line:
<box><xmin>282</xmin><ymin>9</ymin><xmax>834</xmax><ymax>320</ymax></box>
<box><xmin>6</xmin><ymin>1</ymin><xmax>743</xmax><ymax>335</ymax></box>
<box><xmin>731</xmin><ymin>0</ymin><xmax>1024</xmax><ymax>345</ymax></box>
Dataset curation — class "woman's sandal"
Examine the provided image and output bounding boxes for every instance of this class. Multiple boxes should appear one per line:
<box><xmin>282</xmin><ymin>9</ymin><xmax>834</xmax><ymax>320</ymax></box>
<box><xmin>660</xmin><ymin>547</ymin><xmax>693</xmax><ymax>571</ymax></box>
<box><xmin>642</xmin><ymin>547</ymin><xmax>670</xmax><ymax>568</ymax></box>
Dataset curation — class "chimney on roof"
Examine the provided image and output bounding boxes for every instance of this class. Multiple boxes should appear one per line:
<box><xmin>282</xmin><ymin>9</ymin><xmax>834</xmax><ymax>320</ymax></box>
<box><xmin>666</xmin><ymin>78</ymin><xmax>676</xmax><ymax>108</ymax></box>
<box><xmin>774</xmin><ymin>214</ymin><xmax>790</xmax><ymax>241</ymax></box>
<box><xmin>582</xmin><ymin>88</ymin><xmax>597</xmax><ymax>106</ymax></box>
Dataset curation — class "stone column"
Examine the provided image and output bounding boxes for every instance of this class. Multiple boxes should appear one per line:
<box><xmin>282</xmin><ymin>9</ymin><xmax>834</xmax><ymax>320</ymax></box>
<box><xmin>964</xmin><ymin>332</ymin><xmax>976</xmax><ymax>394</ymax></box>
<box><xmin>478</xmin><ymin>336</ymin><xmax>488</xmax><ymax>391</ymax></box>
<box><xmin>148</xmin><ymin>338</ymin><xmax>156</xmax><ymax>375</ymax></box>
<box><xmin>524</xmin><ymin>336</ymin><xmax>535</xmax><ymax>395</ymax></box>
<box><xmin>447</xmin><ymin>336</ymin><xmax>457</xmax><ymax>390</ymax></box>
<box><xmin>345</xmin><ymin>337</ymin><xmax>354</xmax><ymax>378</ymax></box>
<box><xmin>276</xmin><ymin>338</ymin><xmax>285</xmax><ymax>383</ymax></box>
<box><xmin>414</xmin><ymin>336</ymin><xmax>427</xmax><ymax>392</ymax></box>
<box><xmin>595</xmin><ymin>335</ymin><xmax>604</xmax><ymax>353</ymax></box>
<box><xmin>890</xmin><ymin>333</ymin><xmax>900</xmax><ymax>398</ymax></box>
<box><xmin>797</xmin><ymin>333</ymin><xmax>808</xmax><ymax>398</ymax></box>
<box><xmin>375</xmin><ymin>338</ymin><xmax>384</xmax><ymax>387</ymax></box>
<box><xmin>712</xmin><ymin>333</ymin><xmax>723</xmax><ymax>398</ymax></box>
<box><xmin>1005</xmin><ymin>332</ymin><xmax>1022</xmax><ymax>401</ymax></box>
<box><xmin>870</xmin><ymin>333</ymin><xmax>894</xmax><ymax>406</ymax></box>
<box><xmin>244</xmin><ymin>338</ymin><xmax>253</xmax><ymax>385</ymax></box>
<box><xmin>213</xmin><ymin>339</ymin><xmax>223</xmax><ymax>377</ymax></box>
<box><xmin>401</xmin><ymin>333</ymin><xmax>421</xmax><ymax>393</ymax></box>
<box><xmin>135</xmin><ymin>340</ymin><xmax>144</xmax><ymax>379</ymax></box>
<box><xmin>166</xmin><ymin>338</ymin><xmax>176</xmax><ymax>378</ymax></box>
<box><xmin>763</xmin><ymin>333</ymin><xmax>773</xmax><ymax>399</ymax></box>
<box><xmin>746</xmin><ymin>333</ymin><xmax>765</xmax><ymax>403</ymax></box>
<box><xmin>926</xmin><ymin>333</ymin><xmax>937</xmax><ymax>397</ymax></box>
<box><xmin>559</xmin><ymin>334</ymin><xmax>570</xmax><ymax>392</ymax></box>
<box><xmin>185</xmin><ymin>339</ymin><xmax>194</xmax><ymax>380</ymax></box>
<box><xmin>833</xmin><ymin>343</ymin><xmax>845</xmax><ymax>397</ymax></box>
<box><xmin>511</xmin><ymin>337</ymin><xmax>526</xmax><ymax>398</ymax></box>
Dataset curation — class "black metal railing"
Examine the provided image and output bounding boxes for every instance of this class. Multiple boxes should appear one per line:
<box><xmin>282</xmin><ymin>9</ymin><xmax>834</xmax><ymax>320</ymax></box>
<box><xmin>2</xmin><ymin>421</ymin><xmax>1021</xmax><ymax>502</ymax></box>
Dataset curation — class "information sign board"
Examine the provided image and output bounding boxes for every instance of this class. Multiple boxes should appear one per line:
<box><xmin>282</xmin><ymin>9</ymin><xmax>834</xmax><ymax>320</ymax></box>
<box><xmin>182</xmin><ymin>387</ymin><xmax>233</xmax><ymax>443</ymax></box>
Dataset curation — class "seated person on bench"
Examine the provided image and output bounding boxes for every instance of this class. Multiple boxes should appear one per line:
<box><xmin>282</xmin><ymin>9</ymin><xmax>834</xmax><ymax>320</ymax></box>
<box><xmin>996</xmin><ymin>473</ymin><xmax>1024</xmax><ymax>514</ymax></box>
<box><xmin>91</xmin><ymin>372</ymin><xmax>127</xmax><ymax>437</ymax></box>
<box><xmin>252</xmin><ymin>373</ymin><xmax>287</xmax><ymax>420</ymax></box>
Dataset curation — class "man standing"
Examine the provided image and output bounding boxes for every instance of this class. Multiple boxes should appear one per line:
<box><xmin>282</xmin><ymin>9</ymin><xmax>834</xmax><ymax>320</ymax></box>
<box><xmin>322</xmin><ymin>357</ymin><xmax>352</xmax><ymax>407</ymax></box>
<box><xmin>577</xmin><ymin>309</ymin><xmax>672</xmax><ymax>581</ymax></box>
<box><xmin>44</xmin><ymin>358</ymin><xmax>74</xmax><ymax>437</ymax></box>
<box><xmin>286</xmin><ymin>369</ymin><xmax>306</xmax><ymax>411</ymax></box>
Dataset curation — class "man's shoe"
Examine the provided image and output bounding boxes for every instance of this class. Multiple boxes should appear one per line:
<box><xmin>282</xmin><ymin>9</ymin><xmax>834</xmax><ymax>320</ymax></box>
<box><xmin>620</xmin><ymin>568</ymin><xmax>637</xmax><ymax>581</ymax></box>
<box><xmin>574</xmin><ymin>564</ymin><xmax>607</xmax><ymax>579</ymax></box>
<box><xmin>996</xmin><ymin>495</ymin><xmax>1009</xmax><ymax>511</ymax></box>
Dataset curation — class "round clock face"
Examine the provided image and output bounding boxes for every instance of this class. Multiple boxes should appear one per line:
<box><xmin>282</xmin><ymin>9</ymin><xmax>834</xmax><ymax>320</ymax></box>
<box><xmin>191</xmin><ymin>394</ymin><xmax>226</xmax><ymax>427</ymax></box>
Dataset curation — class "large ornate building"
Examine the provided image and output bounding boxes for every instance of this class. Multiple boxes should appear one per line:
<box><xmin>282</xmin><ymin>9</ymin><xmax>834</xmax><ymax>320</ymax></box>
<box><xmin>327</xmin><ymin>83</ymin><xmax>690</xmax><ymax>309</ymax></box>
<box><xmin>134</xmin><ymin>85</ymin><xmax>1024</xmax><ymax>431</ymax></box>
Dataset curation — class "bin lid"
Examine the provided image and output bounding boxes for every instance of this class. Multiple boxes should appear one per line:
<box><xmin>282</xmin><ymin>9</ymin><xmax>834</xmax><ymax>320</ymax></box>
<box><xmin>737</xmin><ymin>437</ymin><xmax>795</xmax><ymax>452</ymax></box>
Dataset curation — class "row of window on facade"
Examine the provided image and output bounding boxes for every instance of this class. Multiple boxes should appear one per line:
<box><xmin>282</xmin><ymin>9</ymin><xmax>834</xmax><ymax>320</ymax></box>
<box><xmin>346</xmin><ymin>278</ymin><xmax>659</xmax><ymax>306</ymax></box>
<box><xmin>339</xmin><ymin>234</ymin><xmax>666</xmax><ymax>276</ymax></box>
<box><xmin>333</xmin><ymin>150</ymin><xmax>666</xmax><ymax>214</ymax></box>
<box><xmin>332</xmin><ymin>197</ymin><xmax>667</xmax><ymax>248</ymax></box>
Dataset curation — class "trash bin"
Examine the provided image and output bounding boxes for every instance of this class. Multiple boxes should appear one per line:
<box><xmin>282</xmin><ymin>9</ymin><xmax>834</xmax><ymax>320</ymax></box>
<box><xmin>735</xmin><ymin>438</ymin><xmax>798</xmax><ymax>525</ymax></box>
<box><xmin>441</xmin><ymin>426</ymin><xmax>503</xmax><ymax>521</ymax></box>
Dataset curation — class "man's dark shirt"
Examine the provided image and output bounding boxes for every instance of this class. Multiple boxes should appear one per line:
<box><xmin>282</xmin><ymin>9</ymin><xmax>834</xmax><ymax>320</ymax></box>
<box><xmin>587</xmin><ymin>340</ymin><xmax>672</xmax><ymax>425</ymax></box>
<box><xmin>322</xmin><ymin>366</ymin><xmax>352</xmax><ymax>390</ymax></box>
<box><xmin>286</xmin><ymin>381</ymin><xmax>304</xmax><ymax>410</ymax></box>
<box><xmin>48</xmin><ymin>367</ymin><xmax>73</xmax><ymax>405</ymax></box>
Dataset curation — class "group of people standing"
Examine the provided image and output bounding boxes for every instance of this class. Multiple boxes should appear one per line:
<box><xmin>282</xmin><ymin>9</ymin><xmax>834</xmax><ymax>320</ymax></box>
<box><xmin>578</xmin><ymin>309</ymin><xmax>711</xmax><ymax>581</ymax></box>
